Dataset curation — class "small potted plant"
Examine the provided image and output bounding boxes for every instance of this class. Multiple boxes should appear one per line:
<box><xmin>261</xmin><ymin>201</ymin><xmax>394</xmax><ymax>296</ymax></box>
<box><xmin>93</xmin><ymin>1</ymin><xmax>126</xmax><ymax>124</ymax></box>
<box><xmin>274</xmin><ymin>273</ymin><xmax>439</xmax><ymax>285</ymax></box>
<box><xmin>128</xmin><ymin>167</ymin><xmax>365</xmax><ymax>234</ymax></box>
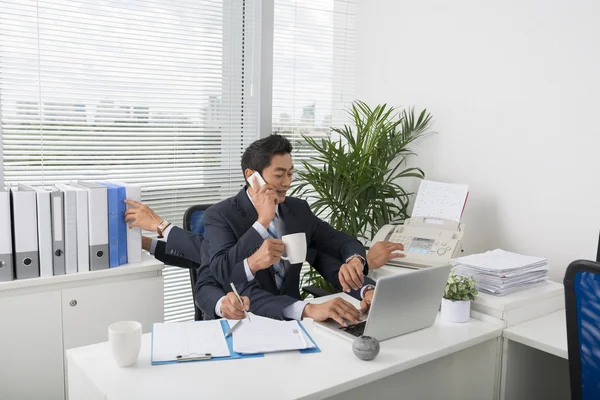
<box><xmin>441</xmin><ymin>271</ymin><xmax>478</xmax><ymax>323</ymax></box>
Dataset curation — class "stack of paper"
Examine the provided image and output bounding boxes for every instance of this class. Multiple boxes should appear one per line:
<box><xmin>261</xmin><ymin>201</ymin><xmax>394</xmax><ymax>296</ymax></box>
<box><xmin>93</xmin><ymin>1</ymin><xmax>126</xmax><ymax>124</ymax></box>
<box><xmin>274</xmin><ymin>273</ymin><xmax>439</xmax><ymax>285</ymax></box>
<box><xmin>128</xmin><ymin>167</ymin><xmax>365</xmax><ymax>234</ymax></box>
<box><xmin>412</xmin><ymin>180</ymin><xmax>469</xmax><ymax>223</ymax></box>
<box><xmin>232</xmin><ymin>315</ymin><xmax>316</xmax><ymax>354</ymax></box>
<box><xmin>152</xmin><ymin>320</ymin><xmax>231</xmax><ymax>363</ymax></box>
<box><xmin>453</xmin><ymin>249</ymin><xmax>549</xmax><ymax>296</ymax></box>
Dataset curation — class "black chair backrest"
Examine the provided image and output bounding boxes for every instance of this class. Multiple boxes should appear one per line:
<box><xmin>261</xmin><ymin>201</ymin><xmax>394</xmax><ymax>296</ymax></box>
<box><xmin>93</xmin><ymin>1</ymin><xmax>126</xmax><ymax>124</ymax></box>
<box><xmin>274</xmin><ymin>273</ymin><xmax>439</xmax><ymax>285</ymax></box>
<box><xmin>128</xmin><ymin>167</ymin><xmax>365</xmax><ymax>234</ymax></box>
<box><xmin>596</xmin><ymin>231</ymin><xmax>600</xmax><ymax>263</ymax></box>
<box><xmin>183</xmin><ymin>204</ymin><xmax>213</xmax><ymax>321</ymax></box>
<box><xmin>564</xmin><ymin>259</ymin><xmax>600</xmax><ymax>400</ymax></box>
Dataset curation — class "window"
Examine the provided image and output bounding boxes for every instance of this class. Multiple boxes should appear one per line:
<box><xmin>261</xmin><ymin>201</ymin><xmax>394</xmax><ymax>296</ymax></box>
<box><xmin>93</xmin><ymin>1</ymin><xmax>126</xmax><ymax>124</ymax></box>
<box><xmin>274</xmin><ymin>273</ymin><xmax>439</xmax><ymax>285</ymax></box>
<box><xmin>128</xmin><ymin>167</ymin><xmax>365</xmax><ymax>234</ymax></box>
<box><xmin>272</xmin><ymin>0</ymin><xmax>356</xmax><ymax>160</ymax></box>
<box><xmin>271</xmin><ymin>0</ymin><xmax>356</xmax><ymax>281</ymax></box>
<box><xmin>0</xmin><ymin>0</ymin><xmax>260</xmax><ymax>322</ymax></box>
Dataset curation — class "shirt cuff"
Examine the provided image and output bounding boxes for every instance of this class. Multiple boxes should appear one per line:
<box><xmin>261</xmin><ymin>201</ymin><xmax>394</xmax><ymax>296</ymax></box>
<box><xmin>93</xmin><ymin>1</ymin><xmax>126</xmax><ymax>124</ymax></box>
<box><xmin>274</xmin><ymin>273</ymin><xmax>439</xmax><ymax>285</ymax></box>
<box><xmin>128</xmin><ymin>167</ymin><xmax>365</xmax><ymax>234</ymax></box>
<box><xmin>252</xmin><ymin>221</ymin><xmax>270</xmax><ymax>240</ymax></box>
<box><xmin>360</xmin><ymin>284</ymin><xmax>376</xmax><ymax>299</ymax></box>
<box><xmin>150</xmin><ymin>238</ymin><xmax>158</xmax><ymax>255</ymax></box>
<box><xmin>162</xmin><ymin>224</ymin><xmax>175</xmax><ymax>240</ymax></box>
<box><xmin>215</xmin><ymin>296</ymin><xmax>225</xmax><ymax>318</ymax></box>
<box><xmin>243</xmin><ymin>258</ymin><xmax>255</xmax><ymax>282</ymax></box>
<box><xmin>283</xmin><ymin>300</ymin><xmax>308</xmax><ymax>320</ymax></box>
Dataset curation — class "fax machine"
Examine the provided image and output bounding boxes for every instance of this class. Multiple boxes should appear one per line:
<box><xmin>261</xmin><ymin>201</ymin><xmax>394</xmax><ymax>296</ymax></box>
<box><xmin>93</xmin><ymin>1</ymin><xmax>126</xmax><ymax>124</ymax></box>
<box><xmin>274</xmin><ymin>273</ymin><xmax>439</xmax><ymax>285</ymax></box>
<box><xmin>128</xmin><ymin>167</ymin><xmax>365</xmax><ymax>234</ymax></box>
<box><xmin>371</xmin><ymin>217</ymin><xmax>465</xmax><ymax>269</ymax></box>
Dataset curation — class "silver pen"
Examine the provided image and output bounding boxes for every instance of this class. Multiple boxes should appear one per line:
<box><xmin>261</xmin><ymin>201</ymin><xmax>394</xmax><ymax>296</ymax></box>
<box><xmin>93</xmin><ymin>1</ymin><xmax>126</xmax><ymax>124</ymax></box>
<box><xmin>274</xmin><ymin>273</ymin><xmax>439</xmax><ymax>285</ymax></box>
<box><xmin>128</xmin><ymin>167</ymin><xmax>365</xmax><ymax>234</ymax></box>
<box><xmin>224</xmin><ymin>320</ymin><xmax>242</xmax><ymax>337</ymax></box>
<box><xmin>230</xmin><ymin>282</ymin><xmax>251</xmax><ymax>322</ymax></box>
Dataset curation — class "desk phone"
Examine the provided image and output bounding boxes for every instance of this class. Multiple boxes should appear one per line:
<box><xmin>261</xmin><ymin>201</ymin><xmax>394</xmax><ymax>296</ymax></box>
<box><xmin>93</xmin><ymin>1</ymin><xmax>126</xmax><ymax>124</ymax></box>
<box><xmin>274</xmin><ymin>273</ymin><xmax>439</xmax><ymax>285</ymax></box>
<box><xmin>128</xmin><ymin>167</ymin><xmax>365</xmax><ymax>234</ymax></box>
<box><xmin>371</xmin><ymin>217</ymin><xmax>465</xmax><ymax>269</ymax></box>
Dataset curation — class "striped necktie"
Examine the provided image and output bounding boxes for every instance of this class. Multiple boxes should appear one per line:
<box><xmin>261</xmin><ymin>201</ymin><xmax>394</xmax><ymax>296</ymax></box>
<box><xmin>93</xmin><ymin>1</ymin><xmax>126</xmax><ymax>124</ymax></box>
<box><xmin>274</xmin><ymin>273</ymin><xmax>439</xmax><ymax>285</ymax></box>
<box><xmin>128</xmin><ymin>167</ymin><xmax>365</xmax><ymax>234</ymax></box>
<box><xmin>266</xmin><ymin>215</ymin><xmax>286</xmax><ymax>290</ymax></box>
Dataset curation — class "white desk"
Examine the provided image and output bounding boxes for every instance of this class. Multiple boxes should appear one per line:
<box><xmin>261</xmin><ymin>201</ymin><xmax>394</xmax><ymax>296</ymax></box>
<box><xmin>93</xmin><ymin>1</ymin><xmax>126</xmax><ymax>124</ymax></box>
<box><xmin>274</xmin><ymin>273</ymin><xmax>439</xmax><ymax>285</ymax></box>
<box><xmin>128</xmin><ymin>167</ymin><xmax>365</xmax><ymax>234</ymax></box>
<box><xmin>500</xmin><ymin>311</ymin><xmax>570</xmax><ymax>400</ymax></box>
<box><xmin>67</xmin><ymin>294</ymin><xmax>504</xmax><ymax>400</ymax></box>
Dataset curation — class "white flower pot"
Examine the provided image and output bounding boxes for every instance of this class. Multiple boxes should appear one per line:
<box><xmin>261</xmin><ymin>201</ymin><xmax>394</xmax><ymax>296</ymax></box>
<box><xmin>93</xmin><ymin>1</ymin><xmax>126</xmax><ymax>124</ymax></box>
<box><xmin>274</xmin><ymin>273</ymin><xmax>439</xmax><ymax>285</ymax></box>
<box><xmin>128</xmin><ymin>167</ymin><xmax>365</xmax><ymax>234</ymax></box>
<box><xmin>440</xmin><ymin>298</ymin><xmax>471</xmax><ymax>323</ymax></box>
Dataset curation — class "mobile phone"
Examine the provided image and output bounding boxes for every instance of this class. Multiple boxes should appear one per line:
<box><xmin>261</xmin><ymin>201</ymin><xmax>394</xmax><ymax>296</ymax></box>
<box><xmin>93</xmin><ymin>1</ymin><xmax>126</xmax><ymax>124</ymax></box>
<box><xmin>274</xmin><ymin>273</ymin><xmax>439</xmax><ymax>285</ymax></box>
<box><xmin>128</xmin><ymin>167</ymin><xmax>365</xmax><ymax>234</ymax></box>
<box><xmin>248</xmin><ymin>171</ymin><xmax>266</xmax><ymax>190</ymax></box>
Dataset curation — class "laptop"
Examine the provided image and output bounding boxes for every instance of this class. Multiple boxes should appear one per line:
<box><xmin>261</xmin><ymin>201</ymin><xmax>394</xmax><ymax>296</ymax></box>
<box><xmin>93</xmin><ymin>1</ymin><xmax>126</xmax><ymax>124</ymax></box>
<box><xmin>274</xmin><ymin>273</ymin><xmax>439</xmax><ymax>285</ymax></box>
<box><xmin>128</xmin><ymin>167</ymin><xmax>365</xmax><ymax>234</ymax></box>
<box><xmin>316</xmin><ymin>264</ymin><xmax>453</xmax><ymax>341</ymax></box>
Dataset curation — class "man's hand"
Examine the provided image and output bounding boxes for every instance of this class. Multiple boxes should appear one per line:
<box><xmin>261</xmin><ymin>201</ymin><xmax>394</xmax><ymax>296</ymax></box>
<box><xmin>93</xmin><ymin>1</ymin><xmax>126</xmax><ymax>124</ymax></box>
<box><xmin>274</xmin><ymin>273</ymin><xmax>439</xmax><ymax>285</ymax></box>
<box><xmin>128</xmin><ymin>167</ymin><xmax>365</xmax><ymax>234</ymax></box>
<box><xmin>248</xmin><ymin>178</ymin><xmax>279</xmax><ymax>228</ymax></box>
<box><xmin>302</xmin><ymin>297</ymin><xmax>361</xmax><ymax>327</ymax></box>
<box><xmin>339</xmin><ymin>257</ymin><xmax>365</xmax><ymax>292</ymax></box>
<box><xmin>247</xmin><ymin>238</ymin><xmax>284</xmax><ymax>274</ymax></box>
<box><xmin>124</xmin><ymin>200</ymin><xmax>163</xmax><ymax>232</ymax></box>
<box><xmin>220</xmin><ymin>292</ymin><xmax>250</xmax><ymax>320</ymax></box>
<box><xmin>367</xmin><ymin>241</ymin><xmax>406</xmax><ymax>269</ymax></box>
<box><xmin>360</xmin><ymin>287</ymin><xmax>375</xmax><ymax>314</ymax></box>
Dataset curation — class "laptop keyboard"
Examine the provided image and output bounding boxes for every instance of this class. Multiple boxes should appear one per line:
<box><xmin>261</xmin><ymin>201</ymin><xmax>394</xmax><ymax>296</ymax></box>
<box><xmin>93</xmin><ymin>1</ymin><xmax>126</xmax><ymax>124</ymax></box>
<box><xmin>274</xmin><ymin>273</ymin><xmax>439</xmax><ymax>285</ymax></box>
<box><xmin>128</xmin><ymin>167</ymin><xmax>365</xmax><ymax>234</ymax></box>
<box><xmin>339</xmin><ymin>321</ymin><xmax>366</xmax><ymax>337</ymax></box>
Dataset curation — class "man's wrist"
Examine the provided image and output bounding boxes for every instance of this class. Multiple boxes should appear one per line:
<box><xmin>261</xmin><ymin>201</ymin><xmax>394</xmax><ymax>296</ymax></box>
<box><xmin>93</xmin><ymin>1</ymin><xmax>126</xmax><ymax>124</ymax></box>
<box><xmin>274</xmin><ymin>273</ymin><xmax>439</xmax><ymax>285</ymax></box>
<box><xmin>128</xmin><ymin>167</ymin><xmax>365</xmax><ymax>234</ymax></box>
<box><xmin>361</xmin><ymin>284</ymin><xmax>375</xmax><ymax>299</ymax></box>
<box><xmin>257</xmin><ymin>217</ymin><xmax>270</xmax><ymax>229</ymax></box>
<box><xmin>302</xmin><ymin>303</ymin><xmax>314</xmax><ymax>319</ymax></box>
<box><xmin>346</xmin><ymin>254</ymin><xmax>366</xmax><ymax>267</ymax></box>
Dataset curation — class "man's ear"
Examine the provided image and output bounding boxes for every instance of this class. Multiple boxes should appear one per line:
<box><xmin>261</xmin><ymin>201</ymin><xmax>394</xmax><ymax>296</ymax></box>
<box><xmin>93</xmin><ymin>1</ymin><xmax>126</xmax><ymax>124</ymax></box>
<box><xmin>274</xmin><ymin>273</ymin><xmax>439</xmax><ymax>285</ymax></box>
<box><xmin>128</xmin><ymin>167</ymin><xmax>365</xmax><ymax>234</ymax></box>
<box><xmin>243</xmin><ymin>168</ymin><xmax>255</xmax><ymax>183</ymax></box>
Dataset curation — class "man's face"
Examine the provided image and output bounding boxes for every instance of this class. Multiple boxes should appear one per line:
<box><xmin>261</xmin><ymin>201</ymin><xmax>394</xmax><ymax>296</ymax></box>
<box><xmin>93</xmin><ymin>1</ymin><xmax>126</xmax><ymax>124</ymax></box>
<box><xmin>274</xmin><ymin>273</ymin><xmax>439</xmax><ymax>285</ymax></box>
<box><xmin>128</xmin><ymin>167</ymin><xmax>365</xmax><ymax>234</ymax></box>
<box><xmin>257</xmin><ymin>153</ymin><xmax>294</xmax><ymax>203</ymax></box>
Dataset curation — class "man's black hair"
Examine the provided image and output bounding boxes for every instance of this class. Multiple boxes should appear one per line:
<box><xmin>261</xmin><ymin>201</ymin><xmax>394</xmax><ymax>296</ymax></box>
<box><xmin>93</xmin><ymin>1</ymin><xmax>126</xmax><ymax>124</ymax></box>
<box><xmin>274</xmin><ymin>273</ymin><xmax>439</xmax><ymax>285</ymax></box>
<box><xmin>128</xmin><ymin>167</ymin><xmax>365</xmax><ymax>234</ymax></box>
<box><xmin>241</xmin><ymin>134</ymin><xmax>293</xmax><ymax>180</ymax></box>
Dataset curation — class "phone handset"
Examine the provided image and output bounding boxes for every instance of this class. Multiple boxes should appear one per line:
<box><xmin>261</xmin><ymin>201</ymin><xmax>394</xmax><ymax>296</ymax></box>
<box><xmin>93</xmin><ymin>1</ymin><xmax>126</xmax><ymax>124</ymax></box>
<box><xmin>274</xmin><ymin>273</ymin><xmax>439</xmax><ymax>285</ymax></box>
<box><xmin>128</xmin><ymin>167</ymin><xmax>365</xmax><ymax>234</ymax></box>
<box><xmin>249</xmin><ymin>171</ymin><xmax>267</xmax><ymax>191</ymax></box>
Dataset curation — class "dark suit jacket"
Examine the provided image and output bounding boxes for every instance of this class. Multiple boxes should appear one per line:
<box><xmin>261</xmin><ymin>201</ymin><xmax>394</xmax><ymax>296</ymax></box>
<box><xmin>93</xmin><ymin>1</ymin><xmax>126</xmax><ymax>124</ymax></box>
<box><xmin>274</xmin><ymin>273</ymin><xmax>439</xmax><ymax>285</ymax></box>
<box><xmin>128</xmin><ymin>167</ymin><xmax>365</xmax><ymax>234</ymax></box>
<box><xmin>201</xmin><ymin>188</ymin><xmax>371</xmax><ymax>318</ymax></box>
<box><xmin>156</xmin><ymin>235</ymin><xmax>374</xmax><ymax>320</ymax></box>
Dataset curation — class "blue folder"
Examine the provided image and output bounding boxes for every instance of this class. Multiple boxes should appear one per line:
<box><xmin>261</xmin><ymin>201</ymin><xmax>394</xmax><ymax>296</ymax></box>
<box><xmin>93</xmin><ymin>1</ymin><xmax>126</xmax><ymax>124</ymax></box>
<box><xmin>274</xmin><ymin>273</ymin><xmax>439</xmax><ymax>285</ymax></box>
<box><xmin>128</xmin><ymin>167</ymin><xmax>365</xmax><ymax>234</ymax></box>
<box><xmin>96</xmin><ymin>182</ymin><xmax>119</xmax><ymax>267</ymax></box>
<box><xmin>151</xmin><ymin>320</ymin><xmax>320</xmax><ymax>366</ymax></box>
<box><xmin>106</xmin><ymin>182</ymin><xmax>128</xmax><ymax>265</ymax></box>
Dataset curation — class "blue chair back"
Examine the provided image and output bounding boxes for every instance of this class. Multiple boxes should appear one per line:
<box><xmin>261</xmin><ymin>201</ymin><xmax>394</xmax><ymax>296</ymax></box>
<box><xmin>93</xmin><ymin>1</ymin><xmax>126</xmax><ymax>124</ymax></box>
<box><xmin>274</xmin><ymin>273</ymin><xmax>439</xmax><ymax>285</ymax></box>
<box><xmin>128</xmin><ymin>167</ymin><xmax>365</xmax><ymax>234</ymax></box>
<box><xmin>183</xmin><ymin>204</ymin><xmax>212</xmax><ymax>321</ymax></box>
<box><xmin>564</xmin><ymin>260</ymin><xmax>600</xmax><ymax>400</ymax></box>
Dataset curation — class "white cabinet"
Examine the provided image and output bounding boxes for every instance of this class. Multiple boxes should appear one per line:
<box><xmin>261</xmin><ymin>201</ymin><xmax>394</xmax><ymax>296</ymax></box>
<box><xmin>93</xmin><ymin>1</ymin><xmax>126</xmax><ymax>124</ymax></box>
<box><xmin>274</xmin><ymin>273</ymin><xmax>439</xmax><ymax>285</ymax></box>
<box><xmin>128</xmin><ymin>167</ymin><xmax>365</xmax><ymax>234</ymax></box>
<box><xmin>0</xmin><ymin>291</ymin><xmax>66</xmax><ymax>400</ymax></box>
<box><xmin>62</xmin><ymin>277</ymin><xmax>163</xmax><ymax>350</ymax></box>
<box><xmin>0</xmin><ymin>255</ymin><xmax>164</xmax><ymax>400</ymax></box>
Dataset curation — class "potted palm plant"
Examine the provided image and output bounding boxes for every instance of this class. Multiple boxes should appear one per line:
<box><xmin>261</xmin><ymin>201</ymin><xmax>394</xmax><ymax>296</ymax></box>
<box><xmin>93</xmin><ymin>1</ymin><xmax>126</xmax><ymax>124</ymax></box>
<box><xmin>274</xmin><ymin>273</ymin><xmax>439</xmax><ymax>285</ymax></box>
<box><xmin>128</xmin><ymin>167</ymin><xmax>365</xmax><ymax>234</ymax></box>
<box><xmin>291</xmin><ymin>101</ymin><xmax>434</xmax><ymax>295</ymax></box>
<box><xmin>440</xmin><ymin>271</ymin><xmax>478</xmax><ymax>323</ymax></box>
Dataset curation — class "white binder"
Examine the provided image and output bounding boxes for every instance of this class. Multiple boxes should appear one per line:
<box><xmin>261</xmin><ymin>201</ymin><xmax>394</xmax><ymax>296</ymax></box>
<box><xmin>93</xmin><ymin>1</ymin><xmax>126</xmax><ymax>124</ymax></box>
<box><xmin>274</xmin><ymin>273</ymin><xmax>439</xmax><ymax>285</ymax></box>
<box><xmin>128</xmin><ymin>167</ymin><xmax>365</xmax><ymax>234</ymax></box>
<box><xmin>10</xmin><ymin>187</ymin><xmax>40</xmax><ymax>280</ymax></box>
<box><xmin>55</xmin><ymin>184</ymin><xmax>78</xmax><ymax>275</ymax></box>
<box><xmin>76</xmin><ymin>181</ymin><xmax>109</xmax><ymax>271</ymax></box>
<box><xmin>50</xmin><ymin>190</ymin><xmax>66</xmax><ymax>275</ymax></box>
<box><xmin>18</xmin><ymin>184</ymin><xmax>54</xmax><ymax>278</ymax></box>
<box><xmin>0</xmin><ymin>190</ymin><xmax>14</xmax><ymax>282</ymax></box>
<box><xmin>61</xmin><ymin>184</ymin><xmax>90</xmax><ymax>272</ymax></box>
<box><xmin>111</xmin><ymin>182</ymin><xmax>142</xmax><ymax>264</ymax></box>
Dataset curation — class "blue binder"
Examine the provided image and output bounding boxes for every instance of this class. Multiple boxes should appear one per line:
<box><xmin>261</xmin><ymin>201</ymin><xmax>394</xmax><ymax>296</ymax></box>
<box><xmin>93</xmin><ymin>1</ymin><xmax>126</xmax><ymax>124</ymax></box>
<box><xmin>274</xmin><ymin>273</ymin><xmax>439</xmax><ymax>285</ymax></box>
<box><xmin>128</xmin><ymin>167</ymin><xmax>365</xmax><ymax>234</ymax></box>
<box><xmin>151</xmin><ymin>320</ymin><xmax>320</xmax><ymax>365</ymax></box>
<box><xmin>106</xmin><ymin>182</ymin><xmax>128</xmax><ymax>265</ymax></box>
<box><xmin>96</xmin><ymin>182</ymin><xmax>121</xmax><ymax>268</ymax></box>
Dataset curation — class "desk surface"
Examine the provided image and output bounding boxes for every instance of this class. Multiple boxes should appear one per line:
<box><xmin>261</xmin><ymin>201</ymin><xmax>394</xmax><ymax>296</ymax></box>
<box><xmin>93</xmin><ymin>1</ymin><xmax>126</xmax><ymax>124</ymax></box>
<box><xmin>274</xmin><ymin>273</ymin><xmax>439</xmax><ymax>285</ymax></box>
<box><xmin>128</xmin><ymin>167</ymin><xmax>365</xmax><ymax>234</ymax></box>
<box><xmin>67</xmin><ymin>294</ymin><xmax>503</xmax><ymax>400</ymax></box>
<box><xmin>503</xmin><ymin>310</ymin><xmax>568</xmax><ymax>359</ymax></box>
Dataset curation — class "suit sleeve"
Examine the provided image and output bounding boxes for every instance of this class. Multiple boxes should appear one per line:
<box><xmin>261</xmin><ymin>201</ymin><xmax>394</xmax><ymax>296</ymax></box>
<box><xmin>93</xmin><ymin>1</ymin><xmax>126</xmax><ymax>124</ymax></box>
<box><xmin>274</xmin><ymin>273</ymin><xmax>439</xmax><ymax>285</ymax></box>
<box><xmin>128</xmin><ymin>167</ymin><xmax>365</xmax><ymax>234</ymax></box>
<box><xmin>204</xmin><ymin>207</ymin><xmax>264</xmax><ymax>287</ymax></box>
<box><xmin>238</xmin><ymin>281</ymin><xmax>299</xmax><ymax>320</ymax></box>
<box><xmin>154</xmin><ymin>239</ymin><xmax>199</xmax><ymax>270</ymax></box>
<box><xmin>311</xmin><ymin>251</ymin><xmax>375</xmax><ymax>300</ymax></box>
<box><xmin>163</xmin><ymin>226</ymin><xmax>203</xmax><ymax>264</ymax></box>
<box><xmin>303</xmin><ymin>201</ymin><xmax>367</xmax><ymax>267</ymax></box>
<box><xmin>194</xmin><ymin>262</ymin><xmax>228</xmax><ymax>320</ymax></box>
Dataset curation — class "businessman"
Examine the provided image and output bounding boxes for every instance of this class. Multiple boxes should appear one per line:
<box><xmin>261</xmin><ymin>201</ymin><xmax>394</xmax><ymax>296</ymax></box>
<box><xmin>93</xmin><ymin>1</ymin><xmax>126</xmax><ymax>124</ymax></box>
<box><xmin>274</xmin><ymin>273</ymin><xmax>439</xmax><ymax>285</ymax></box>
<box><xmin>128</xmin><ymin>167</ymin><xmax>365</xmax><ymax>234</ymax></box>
<box><xmin>200</xmin><ymin>134</ymin><xmax>406</xmax><ymax>325</ymax></box>
<box><xmin>125</xmin><ymin>136</ymin><xmax>405</xmax><ymax>324</ymax></box>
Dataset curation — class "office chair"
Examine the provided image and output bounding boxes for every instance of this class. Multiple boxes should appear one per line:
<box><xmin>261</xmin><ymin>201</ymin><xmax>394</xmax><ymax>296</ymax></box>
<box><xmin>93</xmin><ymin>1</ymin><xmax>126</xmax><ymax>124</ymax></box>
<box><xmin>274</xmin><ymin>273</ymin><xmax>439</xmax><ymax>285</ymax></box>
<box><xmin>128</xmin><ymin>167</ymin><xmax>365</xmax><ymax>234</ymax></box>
<box><xmin>596</xmin><ymin>231</ymin><xmax>600</xmax><ymax>262</ymax></box>
<box><xmin>182</xmin><ymin>204</ymin><xmax>212</xmax><ymax>321</ymax></box>
<box><xmin>564</xmin><ymin>259</ymin><xmax>600</xmax><ymax>400</ymax></box>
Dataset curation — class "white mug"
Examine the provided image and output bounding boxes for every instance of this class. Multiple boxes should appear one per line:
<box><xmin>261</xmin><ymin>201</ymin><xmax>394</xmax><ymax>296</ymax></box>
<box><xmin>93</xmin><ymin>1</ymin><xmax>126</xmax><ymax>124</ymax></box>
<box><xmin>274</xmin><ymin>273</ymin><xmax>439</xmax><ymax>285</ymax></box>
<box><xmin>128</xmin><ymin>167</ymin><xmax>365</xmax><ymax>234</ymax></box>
<box><xmin>280</xmin><ymin>232</ymin><xmax>307</xmax><ymax>264</ymax></box>
<box><xmin>108</xmin><ymin>321</ymin><xmax>142</xmax><ymax>368</ymax></box>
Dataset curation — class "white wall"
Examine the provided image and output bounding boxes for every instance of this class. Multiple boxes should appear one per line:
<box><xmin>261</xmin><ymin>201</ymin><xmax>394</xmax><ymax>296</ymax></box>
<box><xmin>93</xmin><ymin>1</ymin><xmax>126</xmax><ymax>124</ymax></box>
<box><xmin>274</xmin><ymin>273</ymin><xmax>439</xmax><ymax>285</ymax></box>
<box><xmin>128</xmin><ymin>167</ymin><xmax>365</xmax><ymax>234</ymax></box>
<box><xmin>356</xmin><ymin>0</ymin><xmax>600</xmax><ymax>280</ymax></box>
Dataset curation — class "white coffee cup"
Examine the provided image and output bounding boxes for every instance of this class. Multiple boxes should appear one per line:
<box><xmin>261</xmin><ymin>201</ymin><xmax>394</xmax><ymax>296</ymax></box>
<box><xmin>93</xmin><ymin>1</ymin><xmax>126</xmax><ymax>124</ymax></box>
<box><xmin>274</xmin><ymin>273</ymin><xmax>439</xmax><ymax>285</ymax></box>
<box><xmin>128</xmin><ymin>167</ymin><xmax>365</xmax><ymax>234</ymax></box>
<box><xmin>108</xmin><ymin>321</ymin><xmax>142</xmax><ymax>368</ymax></box>
<box><xmin>280</xmin><ymin>232</ymin><xmax>307</xmax><ymax>264</ymax></box>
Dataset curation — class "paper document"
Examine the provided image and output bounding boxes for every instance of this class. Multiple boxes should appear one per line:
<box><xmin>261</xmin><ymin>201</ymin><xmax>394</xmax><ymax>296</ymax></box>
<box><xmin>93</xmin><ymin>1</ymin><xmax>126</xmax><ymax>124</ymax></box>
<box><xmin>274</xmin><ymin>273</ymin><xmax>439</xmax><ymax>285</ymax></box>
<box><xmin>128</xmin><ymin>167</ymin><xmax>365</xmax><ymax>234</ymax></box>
<box><xmin>412</xmin><ymin>180</ymin><xmax>469</xmax><ymax>222</ymax></box>
<box><xmin>232</xmin><ymin>314</ymin><xmax>315</xmax><ymax>354</ymax></box>
<box><xmin>152</xmin><ymin>320</ymin><xmax>230</xmax><ymax>363</ymax></box>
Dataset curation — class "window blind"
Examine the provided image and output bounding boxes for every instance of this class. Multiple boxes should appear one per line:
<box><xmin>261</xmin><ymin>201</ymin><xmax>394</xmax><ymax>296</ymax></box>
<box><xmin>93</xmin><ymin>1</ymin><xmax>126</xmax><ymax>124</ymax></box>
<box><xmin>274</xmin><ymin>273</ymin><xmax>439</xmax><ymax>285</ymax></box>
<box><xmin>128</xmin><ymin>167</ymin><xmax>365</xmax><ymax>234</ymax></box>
<box><xmin>272</xmin><ymin>0</ymin><xmax>356</xmax><ymax>161</ymax></box>
<box><xmin>0</xmin><ymin>0</ymin><xmax>260</xmax><ymax>322</ymax></box>
<box><xmin>271</xmin><ymin>0</ymin><xmax>356</xmax><ymax>282</ymax></box>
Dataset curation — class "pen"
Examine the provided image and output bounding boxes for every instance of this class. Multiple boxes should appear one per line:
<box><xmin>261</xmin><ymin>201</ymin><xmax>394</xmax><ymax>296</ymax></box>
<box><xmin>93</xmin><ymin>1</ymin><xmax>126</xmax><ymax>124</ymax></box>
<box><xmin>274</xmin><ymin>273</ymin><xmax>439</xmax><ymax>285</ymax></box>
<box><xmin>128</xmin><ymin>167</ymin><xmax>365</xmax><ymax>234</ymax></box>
<box><xmin>176</xmin><ymin>353</ymin><xmax>212</xmax><ymax>362</ymax></box>
<box><xmin>230</xmin><ymin>282</ymin><xmax>251</xmax><ymax>322</ymax></box>
<box><xmin>224</xmin><ymin>320</ymin><xmax>242</xmax><ymax>337</ymax></box>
